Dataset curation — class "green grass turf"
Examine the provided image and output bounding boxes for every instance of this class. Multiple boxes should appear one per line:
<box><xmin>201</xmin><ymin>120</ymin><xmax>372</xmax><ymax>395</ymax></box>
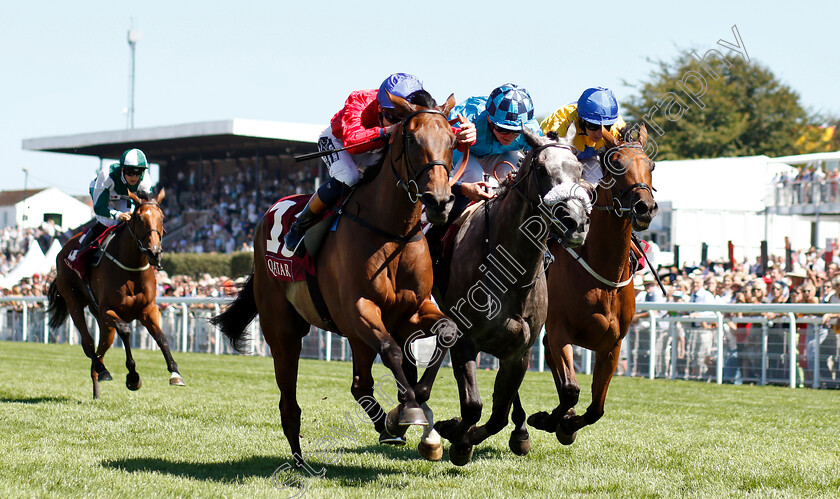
<box><xmin>1</xmin><ymin>341</ymin><xmax>839</xmax><ymax>498</ymax></box>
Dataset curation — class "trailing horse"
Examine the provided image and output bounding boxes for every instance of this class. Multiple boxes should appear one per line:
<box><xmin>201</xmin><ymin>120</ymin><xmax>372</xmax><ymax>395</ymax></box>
<box><xmin>431</xmin><ymin>125</ymin><xmax>592</xmax><ymax>465</ymax></box>
<box><xmin>47</xmin><ymin>189</ymin><xmax>182</xmax><ymax>399</ymax></box>
<box><xmin>528</xmin><ymin>124</ymin><xmax>658</xmax><ymax>444</ymax></box>
<box><xmin>211</xmin><ymin>93</ymin><xmax>459</xmax><ymax>466</ymax></box>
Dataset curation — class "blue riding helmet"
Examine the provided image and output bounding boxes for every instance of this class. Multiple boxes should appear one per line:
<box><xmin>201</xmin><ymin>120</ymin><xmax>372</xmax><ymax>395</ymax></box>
<box><xmin>120</xmin><ymin>148</ymin><xmax>149</xmax><ymax>169</ymax></box>
<box><xmin>377</xmin><ymin>73</ymin><xmax>424</xmax><ymax>110</ymax></box>
<box><xmin>486</xmin><ymin>83</ymin><xmax>535</xmax><ymax>132</ymax></box>
<box><xmin>577</xmin><ymin>87</ymin><xmax>619</xmax><ymax>126</ymax></box>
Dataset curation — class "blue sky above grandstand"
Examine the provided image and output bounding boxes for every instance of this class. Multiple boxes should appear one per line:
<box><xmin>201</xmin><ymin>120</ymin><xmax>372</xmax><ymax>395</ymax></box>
<box><xmin>2</xmin><ymin>0</ymin><xmax>838</xmax><ymax>195</ymax></box>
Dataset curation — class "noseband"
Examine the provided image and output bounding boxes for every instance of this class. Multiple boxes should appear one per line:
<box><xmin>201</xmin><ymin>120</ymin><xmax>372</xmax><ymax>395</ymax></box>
<box><xmin>595</xmin><ymin>144</ymin><xmax>655</xmax><ymax>218</ymax></box>
<box><xmin>391</xmin><ymin>109</ymin><xmax>453</xmax><ymax>203</ymax></box>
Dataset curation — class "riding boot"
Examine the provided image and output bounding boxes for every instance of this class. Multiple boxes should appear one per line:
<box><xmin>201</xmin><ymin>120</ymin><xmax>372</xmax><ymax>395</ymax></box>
<box><xmin>284</xmin><ymin>193</ymin><xmax>328</xmax><ymax>257</ymax></box>
<box><xmin>69</xmin><ymin>223</ymin><xmax>106</xmax><ymax>262</ymax></box>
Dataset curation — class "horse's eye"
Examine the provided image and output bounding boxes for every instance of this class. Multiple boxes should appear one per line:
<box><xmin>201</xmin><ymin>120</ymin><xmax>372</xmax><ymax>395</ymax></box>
<box><xmin>650</xmin><ymin>161</ymin><xmax>656</xmax><ymax>172</ymax></box>
<box><xmin>406</xmin><ymin>134</ymin><xmax>416</xmax><ymax>145</ymax></box>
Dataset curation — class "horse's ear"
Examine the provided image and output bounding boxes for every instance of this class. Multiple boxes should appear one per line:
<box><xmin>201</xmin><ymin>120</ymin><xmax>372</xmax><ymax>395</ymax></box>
<box><xmin>388</xmin><ymin>92</ymin><xmax>416</xmax><ymax>117</ymax></box>
<box><xmin>637</xmin><ymin>123</ymin><xmax>648</xmax><ymax>147</ymax></box>
<box><xmin>602</xmin><ymin>126</ymin><xmax>618</xmax><ymax>148</ymax></box>
<box><xmin>155</xmin><ymin>188</ymin><xmax>166</xmax><ymax>204</ymax></box>
<box><xmin>522</xmin><ymin>126</ymin><xmax>543</xmax><ymax>149</ymax></box>
<box><xmin>441</xmin><ymin>93</ymin><xmax>456</xmax><ymax>116</ymax></box>
<box><xmin>561</xmin><ymin>121</ymin><xmax>577</xmax><ymax>146</ymax></box>
<box><xmin>128</xmin><ymin>191</ymin><xmax>141</xmax><ymax>207</ymax></box>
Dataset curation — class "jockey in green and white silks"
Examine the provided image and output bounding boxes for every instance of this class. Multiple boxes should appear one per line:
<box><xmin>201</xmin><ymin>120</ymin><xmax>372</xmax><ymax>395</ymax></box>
<box><xmin>90</xmin><ymin>148</ymin><xmax>153</xmax><ymax>226</ymax></box>
<box><xmin>68</xmin><ymin>148</ymin><xmax>153</xmax><ymax>261</ymax></box>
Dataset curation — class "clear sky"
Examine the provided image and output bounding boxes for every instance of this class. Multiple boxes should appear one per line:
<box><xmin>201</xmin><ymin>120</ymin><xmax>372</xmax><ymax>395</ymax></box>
<box><xmin>2</xmin><ymin>0</ymin><xmax>839</xmax><ymax>196</ymax></box>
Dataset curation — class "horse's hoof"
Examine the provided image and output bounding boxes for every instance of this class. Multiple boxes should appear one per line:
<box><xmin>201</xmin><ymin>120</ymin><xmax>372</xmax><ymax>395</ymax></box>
<box><xmin>385</xmin><ymin>407</ymin><xmax>408</xmax><ymax>438</ymax></box>
<box><xmin>378</xmin><ymin>429</ymin><xmax>407</xmax><ymax>446</ymax></box>
<box><xmin>98</xmin><ymin>370</ymin><xmax>113</xmax><ymax>382</ymax></box>
<box><xmin>526</xmin><ymin>411</ymin><xmax>552</xmax><ymax>432</ymax></box>
<box><xmin>449</xmin><ymin>443</ymin><xmax>474</xmax><ymax>466</ymax></box>
<box><xmin>399</xmin><ymin>406</ymin><xmax>429</xmax><ymax>426</ymax></box>
<box><xmin>433</xmin><ymin>418</ymin><xmax>460</xmax><ymax>441</ymax></box>
<box><xmin>126</xmin><ymin>372</ymin><xmax>142</xmax><ymax>391</ymax></box>
<box><xmin>509</xmin><ymin>429</ymin><xmax>531</xmax><ymax>456</ymax></box>
<box><xmin>555</xmin><ymin>428</ymin><xmax>577</xmax><ymax>445</ymax></box>
<box><xmin>169</xmin><ymin>372</ymin><xmax>185</xmax><ymax>386</ymax></box>
<box><xmin>418</xmin><ymin>441</ymin><xmax>443</xmax><ymax>461</ymax></box>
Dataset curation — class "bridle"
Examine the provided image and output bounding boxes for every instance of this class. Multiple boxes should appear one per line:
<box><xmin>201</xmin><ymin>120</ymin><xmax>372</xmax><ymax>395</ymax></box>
<box><xmin>594</xmin><ymin>143</ymin><xmax>655</xmax><ymax>218</ymax></box>
<box><xmin>390</xmin><ymin>109</ymin><xmax>453</xmax><ymax>203</ymax></box>
<box><xmin>482</xmin><ymin>141</ymin><xmax>581</xmax><ymax>288</ymax></box>
<box><xmin>124</xmin><ymin>200</ymin><xmax>165</xmax><ymax>269</ymax></box>
<box><xmin>508</xmin><ymin>141</ymin><xmax>583</xmax><ymax>231</ymax></box>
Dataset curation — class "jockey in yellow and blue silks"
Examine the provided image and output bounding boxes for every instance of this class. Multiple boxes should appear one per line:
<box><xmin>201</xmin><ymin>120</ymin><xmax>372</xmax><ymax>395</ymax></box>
<box><xmin>449</xmin><ymin>83</ymin><xmax>543</xmax><ymax>189</ymax></box>
<box><xmin>68</xmin><ymin>148</ymin><xmax>153</xmax><ymax>261</ymax></box>
<box><xmin>540</xmin><ymin>87</ymin><xmax>626</xmax><ymax>184</ymax></box>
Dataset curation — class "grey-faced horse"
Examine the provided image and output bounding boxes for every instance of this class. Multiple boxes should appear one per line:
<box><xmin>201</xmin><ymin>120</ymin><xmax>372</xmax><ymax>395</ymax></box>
<box><xmin>430</xmin><ymin>124</ymin><xmax>592</xmax><ymax>465</ymax></box>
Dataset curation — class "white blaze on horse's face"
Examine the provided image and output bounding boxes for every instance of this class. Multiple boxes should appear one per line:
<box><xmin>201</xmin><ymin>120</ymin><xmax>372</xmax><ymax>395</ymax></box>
<box><xmin>539</xmin><ymin>148</ymin><xmax>592</xmax><ymax>248</ymax></box>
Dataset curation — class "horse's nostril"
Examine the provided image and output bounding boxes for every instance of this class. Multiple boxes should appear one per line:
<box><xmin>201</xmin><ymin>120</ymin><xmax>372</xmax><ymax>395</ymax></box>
<box><xmin>634</xmin><ymin>201</ymin><xmax>649</xmax><ymax>216</ymax></box>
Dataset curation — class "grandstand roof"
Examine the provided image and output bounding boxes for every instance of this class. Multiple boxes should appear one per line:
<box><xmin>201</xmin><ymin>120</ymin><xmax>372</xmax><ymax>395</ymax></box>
<box><xmin>0</xmin><ymin>188</ymin><xmax>48</xmax><ymax>207</ymax></box>
<box><xmin>22</xmin><ymin>119</ymin><xmax>325</xmax><ymax>165</ymax></box>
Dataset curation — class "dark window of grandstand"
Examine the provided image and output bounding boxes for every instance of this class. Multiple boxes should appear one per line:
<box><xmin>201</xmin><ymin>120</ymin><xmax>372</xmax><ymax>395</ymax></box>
<box><xmin>43</xmin><ymin>213</ymin><xmax>62</xmax><ymax>227</ymax></box>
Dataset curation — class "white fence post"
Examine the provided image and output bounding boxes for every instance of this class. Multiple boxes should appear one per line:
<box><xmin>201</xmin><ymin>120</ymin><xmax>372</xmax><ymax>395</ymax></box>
<box><xmin>538</xmin><ymin>326</ymin><xmax>545</xmax><ymax>373</ymax></box>
<box><xmin>787</xmin><ymin>313</ymin><xmax>797</xmax><ymax>389</ymax></box>
<box><xmin>180</xmin><ymin>304</ymin><xmax>188</xmax><ymax>353</ymax></box>
<box><xmin>649</xmin><ymin>311</ymin><xmax>657</xmax><ymax>380</ymax></box>
<box><xmin>21</xmin><ymin>302</ymin><xmax>28</xmax><ymax>342</ymax></box>
<box><xmin>716</xmin><ymin>312</ymin><xmax>724</xmax><ymax>385</ymax></box>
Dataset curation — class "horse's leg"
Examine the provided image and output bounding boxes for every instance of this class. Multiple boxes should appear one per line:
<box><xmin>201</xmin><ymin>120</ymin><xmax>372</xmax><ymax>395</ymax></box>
<box><xmin>566</xmin><ymin>341</ymin><xmax>622</xmax><ymax>435</ymax></box>
<box><xmin>346</xmin><ymin>337</ymin><xmax>399</xmax><ymax>445</ymax></box>
<box><xmin>139</xmin><ymin>305</ymin><xmax>184</xmax><ymax>386</ymax></box>
<box><xmin>433</xmin><ymin>335</ymin><xmax>481</xmax><ymax>466</ymax></box>
<box><xmin>351</xmin><ymin>298</ymin><xmax>428</xmax><ymax>426</ymax></box>
<box><xmin>63</xmin><ymin>292</ymin><xmax>108</xmax><ymax>399</ymax></box>
<box><xmin>528</xmin><ymin>333</ymin><xmax>581</xmax><ymax>445</ymax></box>
<box><xmin>399</xmin><ymin>299</ymin><xmax>457</xmax><ymax>405</ymax></box>
<box><xmin>94</xmin><ymin>313</ymin><xmax>117</xmax><ymax>383</ymax></box>
<box><xmin>467</xmin><ymin>353</ymin><xmax>531</xmax><ymax>456</ymax></box>
<box><xmin>393</xmin><ymin>299</ymin><xmax>455</xmax><ymax>461</ymax></box>
<box><xmin>113</xmin><ymin>319</ymin><xmax>141</xmax><ymax>391</ymax></box>
<box><xmin>255</xmin><ymin>282</ymin><xmax>310</xmax><ymax>468</ymax></box>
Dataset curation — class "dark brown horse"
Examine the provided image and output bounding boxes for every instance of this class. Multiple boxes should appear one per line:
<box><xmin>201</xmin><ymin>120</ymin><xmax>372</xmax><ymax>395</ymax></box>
<box><xmin>430</xmin><ymin>125</ymin><xmax>592</xmax><ymax>465</ymax></box>
<box><xmin>211</xmin><ymin>94</ymin><xmax>459</xmax><ymax>467</ymax></box>
<box><xmin>47</xmin><ymin>189</ymin><xmax>183</xmax><ymax>399</ymax></box>
<box><xmin>528</xmin><ymin>124</ymin><xmax>657</xmax><ymax>443</ymax></box>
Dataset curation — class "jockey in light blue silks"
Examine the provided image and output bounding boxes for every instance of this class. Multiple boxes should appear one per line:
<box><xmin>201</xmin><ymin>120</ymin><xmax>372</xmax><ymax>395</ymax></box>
<box><xmin>449</xmin><ymin>83</ymin><xmax>543</xmax><ymax>188</ymax></box>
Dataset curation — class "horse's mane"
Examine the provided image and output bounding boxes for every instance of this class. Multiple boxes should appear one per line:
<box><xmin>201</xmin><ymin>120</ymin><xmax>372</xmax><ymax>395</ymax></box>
<box><xmin>135</xmin><ymin>190</ymin><xmax>153</xmax><ymax>201</ymax></box>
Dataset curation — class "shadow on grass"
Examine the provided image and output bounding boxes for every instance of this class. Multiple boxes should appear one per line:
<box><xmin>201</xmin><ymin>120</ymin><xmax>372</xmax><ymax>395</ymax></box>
<box><xmin>0</xmin><ymin>395</ymin><xmax>77</xmax><ymax>404</ymax></box>
<box><xmin>103</xmin><ymin>454</ymin><xmax>404</xmax><ymax>485</ymax></box>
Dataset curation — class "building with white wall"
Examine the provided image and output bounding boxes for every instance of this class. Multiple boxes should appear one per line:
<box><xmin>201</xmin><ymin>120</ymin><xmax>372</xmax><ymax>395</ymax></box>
<box><xmin>0</xmin><ymin>187</ymin><xmax>92</xmax><ymax>231</ymax></box>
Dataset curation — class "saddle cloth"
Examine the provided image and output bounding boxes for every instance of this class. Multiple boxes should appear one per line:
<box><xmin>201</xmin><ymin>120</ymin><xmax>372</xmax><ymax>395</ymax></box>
<box><xmin>64</xmin><ymin>224</ymin><xmax>122</xmax><ymax>281</ymax></box>
<box><xmin>263</xmin><ymin>195</ymin><xmax>320</xmax><ymax>282</ymax></box>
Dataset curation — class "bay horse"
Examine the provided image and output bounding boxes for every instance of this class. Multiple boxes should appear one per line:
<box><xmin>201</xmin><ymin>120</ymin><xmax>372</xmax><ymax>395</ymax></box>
<box><xmin>430</xmin><ymin>124</ymin><xmax>592</xmax><ymax>465</ymax></box>
<box><xmin>528</xmin><ymin>124</ymin><xmax>658</xmax><ymax>444</ymax></box>
<box><xmin>47</xmin><ymin>189</ymin><xmax>183</xmax><ymax>400</ymax></box>
<box><xmin>211</xmin><ymin>93</ymin><xmax>459</xmax><ymax>467</ymax></box>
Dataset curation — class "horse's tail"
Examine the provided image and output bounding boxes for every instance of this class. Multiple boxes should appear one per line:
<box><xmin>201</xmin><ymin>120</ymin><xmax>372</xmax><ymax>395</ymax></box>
<box><xmin>47</xmin><ymin>281</ymin><xmax>68</xmax><ymax>330</ymax></box>
<box><xmin>210</xmin><ymin>273</ymin><xmax>257</xmax><ymax>353</ymax></box>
